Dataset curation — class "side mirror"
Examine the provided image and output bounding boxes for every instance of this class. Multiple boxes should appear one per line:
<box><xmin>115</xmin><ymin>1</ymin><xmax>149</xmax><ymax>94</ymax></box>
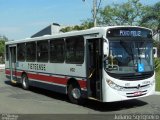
<box><xmin>153</xmin><ymin>47</ymin><xmax>157</xmax><ymax>58</ymax></box>
<box><xmin>153</xmin><ymin>49</ymin><xmax>155</xmax><ymax>54</ymax></box>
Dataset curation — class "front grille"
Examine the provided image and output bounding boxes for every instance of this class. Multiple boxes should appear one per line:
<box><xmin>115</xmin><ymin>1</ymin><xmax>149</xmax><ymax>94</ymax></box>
<box><xmin>124</xmin><ymin>84</ymin><xmax>150</xmax><ymax>90</ymax></box>
<box><xmin>126</xmin><ymin>90</ymin><xmax>147</xmax><ymax>98</ymax></box>
<box><xmin>118</xmin><ymin>73</ymin><xmax>153</xmax><ymax>80</ymax></box>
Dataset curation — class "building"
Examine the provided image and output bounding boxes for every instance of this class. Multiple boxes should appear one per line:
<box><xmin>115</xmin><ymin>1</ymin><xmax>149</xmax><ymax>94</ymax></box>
<box><xmin>31</xmin><ymin>23</ymin><xmax>61</xmax><ymax>38</ymax></box>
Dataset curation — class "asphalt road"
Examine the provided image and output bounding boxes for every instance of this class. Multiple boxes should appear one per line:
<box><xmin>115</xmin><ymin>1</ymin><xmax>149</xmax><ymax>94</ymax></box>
<box><xmin>0</xmin><ymin>69</ymin><xmax>160</xmax><ymax>120</ymax></box>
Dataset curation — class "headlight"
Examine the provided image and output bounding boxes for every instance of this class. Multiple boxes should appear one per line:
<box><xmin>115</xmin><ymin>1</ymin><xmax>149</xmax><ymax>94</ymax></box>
<box><xmin>150</xmin><ymin>80</ymin><xmax>155</xmax><ymax>86</ymax></box>
<box><xmin>107</xmin><ymin>80</ymin><xmax>124</xmax><ymax>91</ymax></box>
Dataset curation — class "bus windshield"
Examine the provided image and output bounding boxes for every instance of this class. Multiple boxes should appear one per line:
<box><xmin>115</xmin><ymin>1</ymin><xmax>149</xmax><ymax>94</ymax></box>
<box><xmin>105</xmin><ymin>39</ymin><xmax>154</xmax><ymax>74</ymax></box>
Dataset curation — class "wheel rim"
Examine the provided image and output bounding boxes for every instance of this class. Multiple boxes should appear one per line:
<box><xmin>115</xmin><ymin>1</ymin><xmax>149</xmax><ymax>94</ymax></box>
<box><xmin>22</xmin><ymin>77</ymin><xmax>27</xmax><ymax>88</ymax></box>
<box><xmin>71</xmin><ymin>88</ymin><xmax>81</xmax><ymax>99</ymax></box>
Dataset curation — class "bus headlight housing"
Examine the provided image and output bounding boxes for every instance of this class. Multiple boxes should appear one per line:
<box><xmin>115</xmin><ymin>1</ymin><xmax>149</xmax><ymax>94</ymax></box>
<box><xmin>107</xmin><ymin>80</ymin><xmax>124</xmax><ymax>91</ymax></box>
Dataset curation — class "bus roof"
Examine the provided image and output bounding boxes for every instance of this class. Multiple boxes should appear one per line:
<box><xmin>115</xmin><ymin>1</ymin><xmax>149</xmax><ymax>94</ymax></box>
<box><xmin>5</xmin><ymin>26</ymin><xmax>152</xmax><ymax>45</ymax></box>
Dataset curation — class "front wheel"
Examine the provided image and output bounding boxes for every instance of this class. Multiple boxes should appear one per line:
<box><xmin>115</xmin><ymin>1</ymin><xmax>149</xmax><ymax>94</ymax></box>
<box><xmin>21</xmin><ymin>74</ymin><xmax>29</xmax><ymax>90</ymax></box>
<box><xmin>68</xmin><ymin>84</ymin><xmax>84</xmax><ymax>104</ymax></box>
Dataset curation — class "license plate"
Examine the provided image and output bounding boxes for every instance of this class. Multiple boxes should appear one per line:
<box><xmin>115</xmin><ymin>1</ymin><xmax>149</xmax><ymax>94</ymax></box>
<box><xmin>134</xmin><ymin>91</ymin><xmax>142</xmax><ymax>96</ymax></box>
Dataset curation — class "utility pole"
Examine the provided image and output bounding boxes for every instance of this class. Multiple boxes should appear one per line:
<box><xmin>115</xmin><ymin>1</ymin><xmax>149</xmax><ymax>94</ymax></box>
<box><xmin>82</xmin><ymin>0</ymin><xmax>98</xmax><ymax>27</ymax></box>
<box><xmin>93</xmin><ymin>0</ymin><xmax>97</xmax><ymax>27</ymax></box>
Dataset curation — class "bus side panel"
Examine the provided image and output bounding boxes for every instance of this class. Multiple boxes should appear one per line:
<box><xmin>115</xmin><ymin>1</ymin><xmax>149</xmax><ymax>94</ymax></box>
<box><xmin>5</xmin><ymin>57</ymin><xmax>10</xmax><ymax>80</ymax></box>
<box><xmin>5</xmin><ymin>68</ymin><xmax>22</xmax><ymax>83</ymax></box>
<box><xmin>29</xmin><ymin>80</ymin><xmax>66</xmax><ymax>94</ymax></box>
<box><xmin>5</xmin><ymin>67</ymin><xmax>88</xmax><ymax>96</ymax></box>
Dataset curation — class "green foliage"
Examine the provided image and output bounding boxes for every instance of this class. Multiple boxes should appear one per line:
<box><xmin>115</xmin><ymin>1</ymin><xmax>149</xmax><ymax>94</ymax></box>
<box><xmin>98</xmin><ymin>0</ymin><xmax>159</xmax><ymax>29</ymax></box>
<box><xmin>153</xmin><ymin>41</ymin><xmax>160</xmax><ymax>57</ymax></box>
<box><xmin>0</xmin><ymin>39</ymin><xmax>5</xmax><ymax>56</ymax></box>
<box><xmin>98</xmin><ymin>0</ymin><xmax>145</xmax><ymax>26</ymax></box>
<box><xmin>0</xmin><ymin>36</ymin><xmax>8</xmax><ymax>63</ymax></box>
<box><xmin>61</xmin><ymin>0</ymin><xmax>159</xmax><ymax>32</ymax></box>
<box><xmin>156</xmin><ymin>72</ymin><xmax>160</xmax><ymax>91</ymax></box>
<box><xmin>141</xmin><ymin>2</ymin><xmax>160</xmax><ymax>31</ymax></box>
<box><xmin>154</xmin><ymin>58</ymin><xmax>160</xmax><ymax>72</ymax></box>
<box><xmin>155</xmin><ymin>58</ymin><xmax>160</xmax><ymax>91</ymax></box>
<box><xmin>60</xmin><ymin>20</ymin><xmax>94</xmax><ymax>32</ymax></box>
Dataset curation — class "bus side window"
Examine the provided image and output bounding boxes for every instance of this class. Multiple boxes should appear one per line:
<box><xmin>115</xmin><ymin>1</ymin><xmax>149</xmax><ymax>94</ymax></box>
<box><xmin>26</xmin><ymin>42</ymin><xmax>36</xmax><ymax>62</ymax></box>
<box><xmin>66</xmin><ymin>36</ymin><xmax>84</xmax><ymax>64</ymax></box>
<box><xmin>17</xmin><ymin>43</ymin><xmax>26</xmax><ymax>61</ymax></box>
<box><xmin>50</xmin><ymin>39</ymin><xmax>64</xmax><ymax>63</ymax></box>
<box><xmin>5</xmin><ymin>45</ymin><xmax>9</xmax><ymax>61</ymax></box>
<box><xmin>37</xmin><ymin>40</ymin><xmax>49</xmax><ymax>62</ymax></box>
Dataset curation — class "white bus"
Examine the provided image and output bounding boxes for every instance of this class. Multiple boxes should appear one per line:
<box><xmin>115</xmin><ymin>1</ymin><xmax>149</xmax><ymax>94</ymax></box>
<box><xmin>5</xmin><ymin>26</ymin><xmax>155</xmax><ymax>104</ymax></box>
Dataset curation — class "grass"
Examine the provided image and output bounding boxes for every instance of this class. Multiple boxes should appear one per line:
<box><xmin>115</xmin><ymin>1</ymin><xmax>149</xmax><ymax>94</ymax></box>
<box><xmin>156</xmin><ymin>72</ymin><xmax>160</xmax><ymax>91</ymax></box>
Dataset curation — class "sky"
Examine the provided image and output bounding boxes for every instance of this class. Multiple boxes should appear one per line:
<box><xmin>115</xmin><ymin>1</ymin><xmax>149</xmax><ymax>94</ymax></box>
<box><xmin>0</xmin><ymin>0</ymin><xmax>159</xmax><ymax>40</ymax></box>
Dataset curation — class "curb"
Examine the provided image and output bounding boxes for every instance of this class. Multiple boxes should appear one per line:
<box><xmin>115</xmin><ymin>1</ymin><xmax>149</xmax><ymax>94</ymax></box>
<box><xmin>155</xmin><ymin>91</ymin><xmax>160</xmax><ymax>95</ymax></box>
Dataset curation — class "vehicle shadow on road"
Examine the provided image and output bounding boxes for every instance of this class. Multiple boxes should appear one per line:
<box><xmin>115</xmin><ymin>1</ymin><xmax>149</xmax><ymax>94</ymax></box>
<box><xmin>82</xmin><ymin>99</ymin><xmax>148</xmax><ymax>112</ymax></box>
<box><xmin>4</xmin><ymin>80</ymin><xmax>148</xmax><ymax>112</ymax></box>
<box><xmin>4</xmin><ymin>80</ymin><xmax>21</xmax><ymax>88</ymax></box>
<box><xmin>4</xmin><ymin>80</ymin><xmax>68</xmax><ymax>102</ymax></box>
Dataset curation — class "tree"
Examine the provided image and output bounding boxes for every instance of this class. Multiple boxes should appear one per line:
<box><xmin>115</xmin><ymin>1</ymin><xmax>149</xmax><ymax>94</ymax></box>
<box><xmin>61</xmin><ymin>0</ymin><xmax>148</xmax><ymax>32</ymax></box>
<box><xmin>141</xmin><ymin>2</ymin><xmax>160</xmax><ymax>31</ymax></box>
<box><xmin>60</xmin><ymin>20</ymin><xmax>94</xmax><ymax>32</ymax></box>
<box><xmin>98</xmin><ymin>0</ymin><xmax>146</xmax><ymax>26</ymax></box>
<box><xmin>0</xmin><ymin>40</ymin><xmax>5</xmax><ymax>56</ymax></box>
<box><xmin>61</xmin><ymin>0</ymin><xmax>159</xmax><ymax>32</ymax></box>
<box><xmin>0</xmin><ymin>35</ymin><xmax>8</xmax><ymax>63</ymax></box>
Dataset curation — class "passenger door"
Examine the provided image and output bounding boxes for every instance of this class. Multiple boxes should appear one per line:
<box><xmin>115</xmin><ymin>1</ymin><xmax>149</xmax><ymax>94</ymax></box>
<box><xmin>86</xmin><ymin>38</ymin><xmax>102</xmax><ymax>100</ymax></box>
<box><xmin>9</xmin><ymin>46</ymin><xmax>17</xmax><ymax>83</ymax></box>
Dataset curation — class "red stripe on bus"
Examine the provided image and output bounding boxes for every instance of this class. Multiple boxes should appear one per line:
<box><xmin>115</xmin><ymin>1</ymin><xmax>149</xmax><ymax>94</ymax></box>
<box><xmin>5</xmin><ymin>69</ymin><xmax>87</xmax><ymax>89</ymax></box>
<box><xmin>78</xmin><ymin>80</ymin><xmax>87</xmax><ymax>89</ymax></box>
<box><xmin>5</xmin><ymin>70</ymin><xmax>10</xmax><ymax>75</ymax></box>
<box><xmin>15</xmin><ymin>71</ymin><xmax>22</xmax><ymax>76</ymax></box>
<box><xmin>5</xmin><ymin>69</ymin><xmax>22</xmax><ymax>76</ymax></box>
<box><xmin>28</xmin><ymin>73</ymin><xmax>67</xmax><ymax>85</ymax></box>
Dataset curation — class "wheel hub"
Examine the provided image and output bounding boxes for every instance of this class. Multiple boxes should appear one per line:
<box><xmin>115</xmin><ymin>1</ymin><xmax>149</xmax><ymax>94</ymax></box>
<box><xmin>22</xmin><ymin>78</ymin><xmax>26</xmax><ymax>87</ymax></box>
<box><xmin>72</xmin><ymin>88</ymin><xmax>81</xmax><ymax>99</ymax></box>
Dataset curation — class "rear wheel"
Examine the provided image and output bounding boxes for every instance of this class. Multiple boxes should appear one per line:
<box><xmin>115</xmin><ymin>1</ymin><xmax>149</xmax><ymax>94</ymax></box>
<box><xmin>68</xmin><ymin>84</ymin><xmax>84</xmax><ymax>104</ymax></box>
<box><xmin>21</xmin><ymin>74</ymin><xmax>29</xmax><ymax>90</ymax></box>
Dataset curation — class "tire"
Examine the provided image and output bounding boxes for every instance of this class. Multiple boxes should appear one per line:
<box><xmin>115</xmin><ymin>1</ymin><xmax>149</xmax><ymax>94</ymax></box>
<box><xmin>21</xmin><ymin>74</ymin><xmax>29</xmax><ymax>90</ymax></box>
<box><xmin>68</xmin><ymin>84</ymin><xmax>84</xmax><ymax>104</ymax></box>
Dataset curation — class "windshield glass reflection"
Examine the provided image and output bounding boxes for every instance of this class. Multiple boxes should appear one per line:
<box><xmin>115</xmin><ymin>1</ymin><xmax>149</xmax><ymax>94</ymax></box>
<box><xmin>105</xmin><ymin>40</ymin><xmax>153</xmax><ymax>74</ymax></box>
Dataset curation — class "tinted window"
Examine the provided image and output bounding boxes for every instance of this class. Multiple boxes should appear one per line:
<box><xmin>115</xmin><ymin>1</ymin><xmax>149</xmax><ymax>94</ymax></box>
<box><xmin>50</xmin><ymin>39</ymin><xmax>64</xmax><ymax>63</ymax></box>
<box><xmin>26</xmin><ymin>42</ymin><xmax>36</xmax><ymax>61</ymax></box>
<box><xmin>66</xmin><ymin>36</ymin><xmax>84</xmax><ymax>64</ymax></box>
<box><xmin>17</xmin><ymin>43</ymin><xmax>25</xmax><ymax>61</ymax></box>
<box><xmin>37</xmin><ymin>40</ymin><xmax>49</xmax><ymax>62</ymax></box>
<box><xmin>5</xmin><ymin>45</ymin><xmax>9</xmax><ymax>61</ymax></box>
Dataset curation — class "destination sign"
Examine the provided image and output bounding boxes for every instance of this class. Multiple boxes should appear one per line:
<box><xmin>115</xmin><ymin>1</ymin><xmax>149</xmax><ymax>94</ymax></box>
<box><xmin>120</xmin><ymin>30</ymin><xmax>141</xmax><ymax>37</ymax></box>
<box><xmin>107</xmin><ymin>28</ymin><xmax>152</xmax><ymax>38</ymax></box>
